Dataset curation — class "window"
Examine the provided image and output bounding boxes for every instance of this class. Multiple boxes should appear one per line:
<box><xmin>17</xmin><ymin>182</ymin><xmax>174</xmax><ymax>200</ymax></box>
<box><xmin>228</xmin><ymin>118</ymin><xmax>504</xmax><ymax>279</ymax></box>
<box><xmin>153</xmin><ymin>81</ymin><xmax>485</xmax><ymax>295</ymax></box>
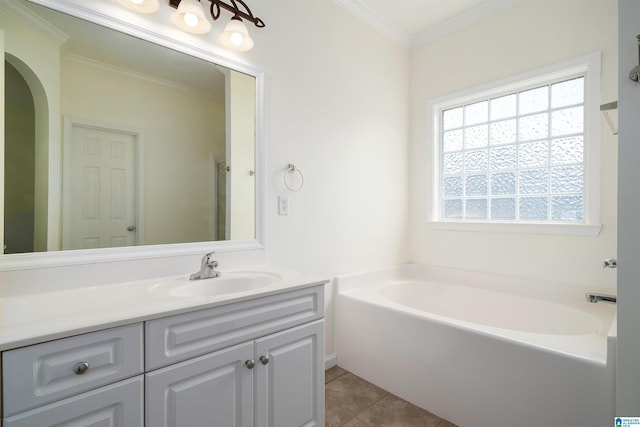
<box><xmin>431</xmin><ymin>54</ymin><xmax>601</xmax><ymax>235</ymax></box>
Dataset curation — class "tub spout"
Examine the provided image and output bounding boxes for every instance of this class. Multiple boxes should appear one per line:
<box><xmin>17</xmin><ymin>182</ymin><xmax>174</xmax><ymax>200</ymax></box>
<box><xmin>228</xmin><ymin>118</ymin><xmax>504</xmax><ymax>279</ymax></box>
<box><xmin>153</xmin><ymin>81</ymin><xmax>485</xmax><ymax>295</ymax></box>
<box><xmin>585</xmin><ymin>292</ymin><xmax>616</xmax><ymax>304</ymax></box>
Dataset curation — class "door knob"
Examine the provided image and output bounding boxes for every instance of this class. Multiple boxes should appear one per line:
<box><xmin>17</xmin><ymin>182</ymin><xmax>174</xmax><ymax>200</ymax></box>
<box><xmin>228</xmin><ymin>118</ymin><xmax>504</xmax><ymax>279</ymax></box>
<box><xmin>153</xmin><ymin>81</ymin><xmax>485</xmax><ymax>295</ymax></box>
<box><xmin>127</xmin><ymin>226</ymin><xmax>136</xmax><ymax>232</ymax></box>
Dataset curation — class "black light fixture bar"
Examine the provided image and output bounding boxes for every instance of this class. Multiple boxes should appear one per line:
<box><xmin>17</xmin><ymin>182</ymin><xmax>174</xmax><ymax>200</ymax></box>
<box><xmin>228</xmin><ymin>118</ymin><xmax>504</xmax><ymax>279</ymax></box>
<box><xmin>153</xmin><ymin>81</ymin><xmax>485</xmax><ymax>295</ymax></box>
<box><xmin>169</xmin><ymin>0</ymin><xmax>265</xmax><ymax>28</ymax></box>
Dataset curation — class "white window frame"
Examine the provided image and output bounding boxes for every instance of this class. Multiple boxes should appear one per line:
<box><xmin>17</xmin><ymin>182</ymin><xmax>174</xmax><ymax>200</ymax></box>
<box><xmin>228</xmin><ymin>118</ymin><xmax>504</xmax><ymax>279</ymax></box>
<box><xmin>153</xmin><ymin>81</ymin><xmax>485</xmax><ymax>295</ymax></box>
<box><xmin>428</xmin><ymin>53</ymin><xmax>602</xmax><ymax>236</ymax></box>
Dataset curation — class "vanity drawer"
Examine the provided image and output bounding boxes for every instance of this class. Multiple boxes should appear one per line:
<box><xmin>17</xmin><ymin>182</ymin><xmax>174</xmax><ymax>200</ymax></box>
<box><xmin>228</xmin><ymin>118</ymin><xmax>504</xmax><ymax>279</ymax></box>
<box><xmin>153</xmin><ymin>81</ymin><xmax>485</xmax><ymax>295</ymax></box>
<box><xmin>2</xmin><ymin>323</ymin><xmax>143</xmax><ymax>416</ymax></box>
<box><xmin>146</xmin><ymin>285</ymin><xmax>324</xmax><ymax>370</ymax></box>
<box><xmin>3</xmin><ymin>375</ymin><xmax>143</xmax><ymax>427</ymax></box>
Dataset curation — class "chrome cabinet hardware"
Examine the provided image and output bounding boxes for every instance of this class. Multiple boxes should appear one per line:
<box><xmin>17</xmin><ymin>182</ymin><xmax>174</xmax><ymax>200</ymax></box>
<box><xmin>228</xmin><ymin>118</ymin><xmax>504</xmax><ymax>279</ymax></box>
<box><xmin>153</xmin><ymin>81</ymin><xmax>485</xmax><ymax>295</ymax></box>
<box><xmin>245</xmin><ymin>360</ymin><xmax>255</xmax><ymax>369</ymax></box>
<box><xmin>259</xmin><ymin>355</ymin><xmax>269</xmax><ymax>365</ymax></box>
<box><xmin>73</xmin><ymin>362</ymin><xmax>90</xmax><ymax>375</ymax></box>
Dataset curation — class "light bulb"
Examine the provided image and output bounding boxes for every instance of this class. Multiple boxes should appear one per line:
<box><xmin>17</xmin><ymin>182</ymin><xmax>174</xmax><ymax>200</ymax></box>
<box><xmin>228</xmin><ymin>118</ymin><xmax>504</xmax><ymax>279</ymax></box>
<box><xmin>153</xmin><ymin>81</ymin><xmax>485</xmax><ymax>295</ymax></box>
<box><xmin>183</xmin><ymin>12</ymin><xmax>199</xmax><ymax>28</ymax></box>
<box><xmin>220</xmin><ymin>18</ymin><xmax>254</xmax><ymax>52</ymax></box>
<box><xmin>170</xmin><ymin>0</ymin><xmax>211</xmax><ymax>34</ymax></box>
<box><xmin>230</xmin><ymin>32</ymin><xmax>244</xmax><ymax>46</ymax></box>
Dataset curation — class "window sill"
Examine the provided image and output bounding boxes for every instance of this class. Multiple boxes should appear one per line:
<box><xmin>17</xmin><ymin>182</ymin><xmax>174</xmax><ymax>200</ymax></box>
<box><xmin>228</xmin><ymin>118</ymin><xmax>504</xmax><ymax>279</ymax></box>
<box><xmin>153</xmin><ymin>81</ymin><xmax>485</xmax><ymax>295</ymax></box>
<box><xmin>427</xmin><ymin>220</ymin><xmax>602</xmax><ymax>236</ymax></box>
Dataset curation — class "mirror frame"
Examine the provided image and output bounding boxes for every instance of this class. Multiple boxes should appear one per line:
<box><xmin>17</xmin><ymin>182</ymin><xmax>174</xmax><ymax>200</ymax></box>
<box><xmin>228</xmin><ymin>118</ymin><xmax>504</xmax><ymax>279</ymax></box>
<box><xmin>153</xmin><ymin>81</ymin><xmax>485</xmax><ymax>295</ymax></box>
<box><xmin>0</xmin><ymin>0</ymin><xmax>265</xmax><ymax>271</ymax></box>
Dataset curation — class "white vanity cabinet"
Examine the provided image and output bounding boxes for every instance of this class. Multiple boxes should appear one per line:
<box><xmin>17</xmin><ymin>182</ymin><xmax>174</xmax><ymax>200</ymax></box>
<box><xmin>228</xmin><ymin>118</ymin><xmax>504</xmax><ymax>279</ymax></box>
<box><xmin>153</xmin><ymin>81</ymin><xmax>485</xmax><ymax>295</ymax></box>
<box><xmin>145</xmin><ymin>285</ymin><xmax>325</xmax><ymax>427</ymax></box>
<box><xmin>0</xmin><ymin>283</ymin><xmax>325</xmax><ymax>427</ymax></box>
<box><xmin>1</xmin><ymin>323</ymin><xmax>144</xmax><ymax>427</ymax></box>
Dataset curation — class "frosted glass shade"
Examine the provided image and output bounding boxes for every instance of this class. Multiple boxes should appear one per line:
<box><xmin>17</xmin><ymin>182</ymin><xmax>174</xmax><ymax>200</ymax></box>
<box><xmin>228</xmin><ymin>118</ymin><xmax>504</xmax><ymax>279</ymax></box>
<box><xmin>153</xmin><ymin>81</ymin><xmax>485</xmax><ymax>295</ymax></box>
<box><xmin>170</xmin><ymin>0</ymin><xmax>212</xmax><ymax>34</ymax></box>
<box><xmin>115</xmin><ymin>0</ymin><xmax>159</xmax><ymax>13</ymax></box>
<box><xmin>219</xmin><ymin>18</ymin><xmax>254</xmax><ymax>52</ymax></box>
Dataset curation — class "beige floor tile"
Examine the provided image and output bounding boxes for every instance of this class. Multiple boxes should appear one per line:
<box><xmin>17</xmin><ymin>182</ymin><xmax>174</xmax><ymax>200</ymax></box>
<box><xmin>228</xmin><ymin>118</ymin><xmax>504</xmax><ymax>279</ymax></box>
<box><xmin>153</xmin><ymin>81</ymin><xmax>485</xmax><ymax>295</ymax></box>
<box><xmin>325</xmin><ymin>366</ymin><xmax>348</xmax><ymax>383</ymax></box>
<box><xmin>341</xmin><ymin>418</ymin><xmax>368</xmax><ymax>427</ymax></box>
<box><xmin>437</xmin><ymin>420</ymin><xmax>458</xmax><ymax>427</ymax></box>
<box><xmin>325</xmin><ymin>372</ymin><xmax>388</xmax><ymax>427</ymax></box>
<box><xmin>356</xmin><ymin>394</ymin><xmax>444</xmax><ymax>427</ymax></box>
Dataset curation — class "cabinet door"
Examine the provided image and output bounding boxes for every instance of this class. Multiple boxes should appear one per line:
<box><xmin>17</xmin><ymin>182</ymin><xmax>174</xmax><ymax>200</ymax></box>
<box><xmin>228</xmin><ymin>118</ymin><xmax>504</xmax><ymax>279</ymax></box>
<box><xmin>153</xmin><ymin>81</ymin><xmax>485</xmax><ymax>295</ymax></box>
<box><xmin>146</xmin><ymin>341</ymin><xmax>254</xmax><ymax>427</ymax></box>
<box><xmin>254</xmin><ymin>319</ymin><xmax>325</xmax><ymax>427</ymax></box>
<box><xmin>3</xmin><ymin>376</ymin><xmax>143</xmax><ymax>427</ymax></box>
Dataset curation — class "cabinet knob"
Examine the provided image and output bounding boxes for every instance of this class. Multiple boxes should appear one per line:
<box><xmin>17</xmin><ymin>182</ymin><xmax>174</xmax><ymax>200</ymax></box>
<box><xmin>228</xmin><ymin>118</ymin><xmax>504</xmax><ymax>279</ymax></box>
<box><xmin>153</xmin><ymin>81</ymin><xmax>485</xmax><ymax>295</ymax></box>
<box><xmin>259</xmin><ymin>355</ymin><xmax>269</xmax><ymax>365</ymax></box>
<box><xmin>73</xmin><ymin>362</ymin><xmax>90</xmax><ymax>375</ymax></box>
<box><xmin>245</xmin><ymin>359</ymin><xmax>255</xmax><ymax>369</ymax></box>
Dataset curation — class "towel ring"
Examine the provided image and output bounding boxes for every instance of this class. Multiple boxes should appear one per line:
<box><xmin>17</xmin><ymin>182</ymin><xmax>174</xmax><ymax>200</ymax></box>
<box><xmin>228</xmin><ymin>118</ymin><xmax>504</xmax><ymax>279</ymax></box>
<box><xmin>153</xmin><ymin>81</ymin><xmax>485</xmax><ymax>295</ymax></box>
<box><xmin>284</xmin><ymin>164</ymin><xmax>304</xmax><ymax>192</ymax></box>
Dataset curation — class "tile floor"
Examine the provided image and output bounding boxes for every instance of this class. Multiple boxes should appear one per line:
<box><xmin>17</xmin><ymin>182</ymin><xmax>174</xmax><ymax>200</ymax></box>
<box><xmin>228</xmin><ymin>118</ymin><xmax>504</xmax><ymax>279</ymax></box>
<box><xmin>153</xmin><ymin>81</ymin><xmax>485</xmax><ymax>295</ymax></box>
<box><xmin>325</xmin><ymin>366</ymin><xmax>457</xmax><ymax>427</ymax></box>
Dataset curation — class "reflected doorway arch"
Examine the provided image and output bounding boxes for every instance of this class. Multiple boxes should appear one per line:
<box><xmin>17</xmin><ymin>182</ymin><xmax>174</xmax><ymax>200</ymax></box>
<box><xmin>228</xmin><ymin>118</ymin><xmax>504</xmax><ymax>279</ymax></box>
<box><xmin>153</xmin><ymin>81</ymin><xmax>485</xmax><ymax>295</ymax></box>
<box><xmin>4</xmin><ymin>54</ymin><xmax>50</xmax><ymax>253</ymax></box>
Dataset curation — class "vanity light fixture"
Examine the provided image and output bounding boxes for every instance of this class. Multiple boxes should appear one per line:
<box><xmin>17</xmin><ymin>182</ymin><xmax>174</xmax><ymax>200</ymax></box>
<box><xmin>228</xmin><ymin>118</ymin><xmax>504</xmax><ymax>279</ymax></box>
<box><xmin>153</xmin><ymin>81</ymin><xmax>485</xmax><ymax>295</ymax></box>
<box><xmin>170</xmin><ymin>0</ymin><xmax>211</xmax><ymax>34</ymax></box>
<box><xmin>115</xmin><ymin>0</ymin><xmax>160</xmax><ymax>13</ymax></box>
<box><xmin>169</xmin><ymin>0</ymin><xmax>265</xmax><ymax>51</ymax></box>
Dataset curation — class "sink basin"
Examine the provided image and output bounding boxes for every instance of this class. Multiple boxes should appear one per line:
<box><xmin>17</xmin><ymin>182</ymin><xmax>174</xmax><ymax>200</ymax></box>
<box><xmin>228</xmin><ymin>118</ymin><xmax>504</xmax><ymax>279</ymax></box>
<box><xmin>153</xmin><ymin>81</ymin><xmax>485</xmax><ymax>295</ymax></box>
<box><xmin>154</xmin><ymin>272</ymin><xmax>280</xmax><ymax>298</ymax></box>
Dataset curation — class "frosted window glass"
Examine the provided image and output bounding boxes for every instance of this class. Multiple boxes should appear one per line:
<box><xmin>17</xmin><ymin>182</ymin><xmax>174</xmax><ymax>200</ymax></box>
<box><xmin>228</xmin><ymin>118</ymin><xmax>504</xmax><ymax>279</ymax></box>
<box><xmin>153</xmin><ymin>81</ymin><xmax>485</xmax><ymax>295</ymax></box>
<box><xmin>465</xmin><ymin>199</ymin><xmax>487</xmax><ymax>219</ymax></box>
<box><xmin>443</xmin><ymin>177</ymin><xmax>463</xmax><ymax>197</ymax></box>
<box><xmin>519</xmin><ymin>86</ymin><xmax>549</xmax><ymax>114</ymax></box>
<box><xmin>465</xmin><ymin>174</ymin><xmax>488</xmax><ymax>196</ymax></box>
<box><xmin>464</xmin><ymin>125</ymin><xmax>489</xmax><ymax>149</ymax></box>
<box><xmin>551</xmin><ymin>77</ymin><xmax>584</xmax><ymax>108</ymax></box>
<box><xmin>490</xmin><ymin>94</ymin><xmax>516</xmax><ymax>120</ymax></box>
<box><xmin>443</xmin><ymin>152</ymin><xmax>463</xmax><ymax>175</ymax></box>
<box><xmin>443</xmin><ymin>130</ymin><xmax>463</xmax><ymax>152</ymax></box>
<box><xmin>518</xmin><ymin>113</ymin><xmax>549</xmax><ymax>141</ymax></box>
<box><xmin>491</xmin><ymin>172</ymin><xmax>516</xmax><ymax>195</ymax></box>
<box><xmin>551</xmin><ymin>106</ymin><xmax>583</xmax><ymax>137</ymax></box>
<box><xmin>438</xmin><ymin>73</ymin><xmax>588</xmax><ymax>225</ymax></box>
<box><xmin>464</xmin><ymin>150</ymin><xmax>488</xmax><ymax>173</ymax></box>
<box><xmin>519</xmin><ymin>169</ymin><xmax>549</xmax><ymax>194</ymax></box>
<box><xmin>520</xmin><ymin>197</ymin><xmax>548</xmax><ymax>221</ymax></box>
<box><xmin>551</xmin><ymin>136</ymin><xmax>583</xmax><ymax>166</ymax></box>
<box><xmin>443</xmin><ymin>107</ymin><xmax>463</xmax><ymax>130</ymax></box>
<box><xmin>465</xmin><ymin>101</ymin><xmax>488</xmax><ymax>125</ymax></box>
<box><xmin>551</xmin><ymin>165</ymin><xmax>583</xmax><ymax>193</ymax></box>
<box><xmin>491</xmin><ymin>198</ymin><xmax>516</xmax><ymax>220</ymax></box>
<box><xmin>490</xmin><ymin>119</ymin><xmax>516</xmax><ymax>145</ymax></box>
<box><xmin>551</xmin><ymin>195</ymin><xmax>583</xmax><ymax>221</ymax></box>
<box><xmin>444</xmin><ymin>199</ymin><xmax>463</xmax><ymax>219</ymax></box>
<box><xmin>490</xmin><ymin>145</ymin><xmax>517</xmax><ymax>171</ymax></box>
<box><xmin>519</xmin><ymin>141</ymin><xmax>549</xmax><ymax>168</ymax></box>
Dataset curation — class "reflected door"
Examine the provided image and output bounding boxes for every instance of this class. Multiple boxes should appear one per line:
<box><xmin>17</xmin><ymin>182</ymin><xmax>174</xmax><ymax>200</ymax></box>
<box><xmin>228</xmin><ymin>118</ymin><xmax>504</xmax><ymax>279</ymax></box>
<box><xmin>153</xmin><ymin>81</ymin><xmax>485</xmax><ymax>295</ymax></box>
<box><xmin>63</xmin><ymin>124</ymin><xmax>137</xmax><ymax>250</ymax></box>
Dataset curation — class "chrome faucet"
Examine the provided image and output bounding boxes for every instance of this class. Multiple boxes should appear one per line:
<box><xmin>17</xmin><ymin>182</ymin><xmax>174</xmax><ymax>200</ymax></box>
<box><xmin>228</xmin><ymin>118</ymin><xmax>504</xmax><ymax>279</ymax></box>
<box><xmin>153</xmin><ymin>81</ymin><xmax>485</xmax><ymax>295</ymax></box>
<box><xmin>190</xmin><ymin>252</ymin><xmax>221</xmax><ymax>280</ymax></box>
<box><xmin>585</xmin><ymin>292</ymin><xmax>617</xmax><ymax>304</ymax></box>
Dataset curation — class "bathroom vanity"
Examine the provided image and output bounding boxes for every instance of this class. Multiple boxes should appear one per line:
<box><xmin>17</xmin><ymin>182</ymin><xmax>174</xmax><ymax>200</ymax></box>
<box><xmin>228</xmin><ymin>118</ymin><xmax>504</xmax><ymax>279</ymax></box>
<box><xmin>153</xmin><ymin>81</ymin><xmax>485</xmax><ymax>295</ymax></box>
<box><xmin>0</xmin><ymin>267</ymin><xmax>326</xmax><ymax>426</ymax></box>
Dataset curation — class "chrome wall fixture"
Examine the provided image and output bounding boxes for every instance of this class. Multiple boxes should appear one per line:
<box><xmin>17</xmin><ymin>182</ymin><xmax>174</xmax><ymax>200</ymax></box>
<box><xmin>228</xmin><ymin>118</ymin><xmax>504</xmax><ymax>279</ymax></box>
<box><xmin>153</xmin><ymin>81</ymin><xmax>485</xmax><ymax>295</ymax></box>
<box><xmin>629</xmin><ymin>35</ymin><xmax>640</xmax><ymax>83</ymax></box>
<box><xmin>115</xmin><ymin>0</ymin><xmax>265</xmax><ymax>51</ymax></box>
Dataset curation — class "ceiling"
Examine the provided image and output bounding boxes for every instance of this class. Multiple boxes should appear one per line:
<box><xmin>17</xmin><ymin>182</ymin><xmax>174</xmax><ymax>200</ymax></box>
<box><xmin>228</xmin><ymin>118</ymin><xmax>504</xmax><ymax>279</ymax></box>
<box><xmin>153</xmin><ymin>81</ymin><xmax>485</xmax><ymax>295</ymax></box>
<box><xmin>333</xmin><ymin>0</ymin><xmax>523</xmax><ymax>47</ymax></box>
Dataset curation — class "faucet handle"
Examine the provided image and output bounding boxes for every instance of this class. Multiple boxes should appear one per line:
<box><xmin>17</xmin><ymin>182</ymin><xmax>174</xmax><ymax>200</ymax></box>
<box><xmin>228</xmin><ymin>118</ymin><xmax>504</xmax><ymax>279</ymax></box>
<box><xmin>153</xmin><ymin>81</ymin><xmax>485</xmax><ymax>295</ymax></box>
<box><xmin>201</xmin><ymin>251</ymin><xmax>216</xmax><ymax>266</ymax></box>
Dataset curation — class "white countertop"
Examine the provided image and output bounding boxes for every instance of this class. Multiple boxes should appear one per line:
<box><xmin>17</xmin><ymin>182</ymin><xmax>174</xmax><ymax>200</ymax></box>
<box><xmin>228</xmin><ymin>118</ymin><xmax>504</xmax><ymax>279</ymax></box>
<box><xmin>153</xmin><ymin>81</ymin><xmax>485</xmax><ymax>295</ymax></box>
<box><xmin>0</xmin><ymin>265</ymin><xmax>328</xmax><ymax>351</ymax></box>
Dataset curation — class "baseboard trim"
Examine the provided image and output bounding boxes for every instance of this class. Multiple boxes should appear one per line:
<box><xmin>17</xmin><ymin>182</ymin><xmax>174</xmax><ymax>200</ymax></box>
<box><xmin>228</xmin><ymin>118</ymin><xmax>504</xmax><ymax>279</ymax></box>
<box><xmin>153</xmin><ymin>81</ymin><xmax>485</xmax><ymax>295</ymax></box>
<box><xmin>325</xmin><ymin>353</ymin><xmax>337</xmax><ymax>370</ymax></box>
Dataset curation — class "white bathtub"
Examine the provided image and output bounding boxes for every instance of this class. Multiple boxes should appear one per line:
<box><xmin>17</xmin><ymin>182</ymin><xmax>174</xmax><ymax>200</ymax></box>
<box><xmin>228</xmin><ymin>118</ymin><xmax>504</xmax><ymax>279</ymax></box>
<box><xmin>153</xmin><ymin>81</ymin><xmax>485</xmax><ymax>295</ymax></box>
<box><xmin>335</xmin><ymin>264</ymin><xmax>616</xmax><ymax>427</ymax></box>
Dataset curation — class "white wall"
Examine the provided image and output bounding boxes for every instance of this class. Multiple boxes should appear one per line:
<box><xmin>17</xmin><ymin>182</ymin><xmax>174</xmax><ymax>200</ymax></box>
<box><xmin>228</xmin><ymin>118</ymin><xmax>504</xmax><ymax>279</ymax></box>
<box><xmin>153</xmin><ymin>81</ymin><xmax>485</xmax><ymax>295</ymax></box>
<box><xmin>410</xmin><ymin>0</ymin><xmax>618</xmax><ymax>289</ymax></box>
<box><xmin>616</xmin><ymin>0</ymin><xmax>640</xmax><ymax>415</ymax></box>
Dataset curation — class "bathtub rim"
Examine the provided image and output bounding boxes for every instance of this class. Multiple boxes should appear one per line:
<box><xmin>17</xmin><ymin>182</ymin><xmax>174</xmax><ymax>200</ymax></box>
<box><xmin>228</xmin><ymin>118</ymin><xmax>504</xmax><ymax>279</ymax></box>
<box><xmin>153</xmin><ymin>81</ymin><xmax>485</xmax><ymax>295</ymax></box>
<box><xmin>335</xmin><ymin>263</ymin><xmax>617</xmax><ymax>365</ymax></box>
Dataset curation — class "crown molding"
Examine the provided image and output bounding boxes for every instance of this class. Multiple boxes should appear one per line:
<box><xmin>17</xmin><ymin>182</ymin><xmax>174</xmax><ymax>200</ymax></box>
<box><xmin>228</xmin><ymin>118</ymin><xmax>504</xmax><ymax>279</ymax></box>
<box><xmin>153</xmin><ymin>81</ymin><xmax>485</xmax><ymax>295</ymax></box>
<box><xmin>332</xmin><ymin>0</ymin><xmax>411</xmax><ymax>47</ymax></box>
<box><xmin>0</xmin><ymin>0</ymin><xmax>69</xmax><ymax>45</ymax></box>
<box><xmin>333</xmin><ymin>0</ymin><xmax>524</xmax><ymax>49</ymax></box>
<box><xmin>412</xmin><ymin>0</ymin><xmax>525</xmax><ymax>48</ymax></box>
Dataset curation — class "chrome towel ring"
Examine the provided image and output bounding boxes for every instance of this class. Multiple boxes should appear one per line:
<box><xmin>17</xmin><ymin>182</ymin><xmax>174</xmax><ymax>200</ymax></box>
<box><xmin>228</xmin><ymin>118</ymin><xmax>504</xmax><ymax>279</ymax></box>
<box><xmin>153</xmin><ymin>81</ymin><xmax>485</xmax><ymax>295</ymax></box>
<box><xmin>284</xmin><ymin>164</ymin><xmax>304</xmax><ymax>192</ymax></box>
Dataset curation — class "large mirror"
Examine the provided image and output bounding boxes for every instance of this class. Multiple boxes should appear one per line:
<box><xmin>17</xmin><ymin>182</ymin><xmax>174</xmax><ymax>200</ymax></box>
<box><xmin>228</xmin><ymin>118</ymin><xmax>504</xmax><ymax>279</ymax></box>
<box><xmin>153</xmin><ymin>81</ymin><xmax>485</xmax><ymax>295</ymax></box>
<box><xmin>0</xmin><ymin>0</ymin><xmax>263</xmax><ymax>266</ymax></box>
